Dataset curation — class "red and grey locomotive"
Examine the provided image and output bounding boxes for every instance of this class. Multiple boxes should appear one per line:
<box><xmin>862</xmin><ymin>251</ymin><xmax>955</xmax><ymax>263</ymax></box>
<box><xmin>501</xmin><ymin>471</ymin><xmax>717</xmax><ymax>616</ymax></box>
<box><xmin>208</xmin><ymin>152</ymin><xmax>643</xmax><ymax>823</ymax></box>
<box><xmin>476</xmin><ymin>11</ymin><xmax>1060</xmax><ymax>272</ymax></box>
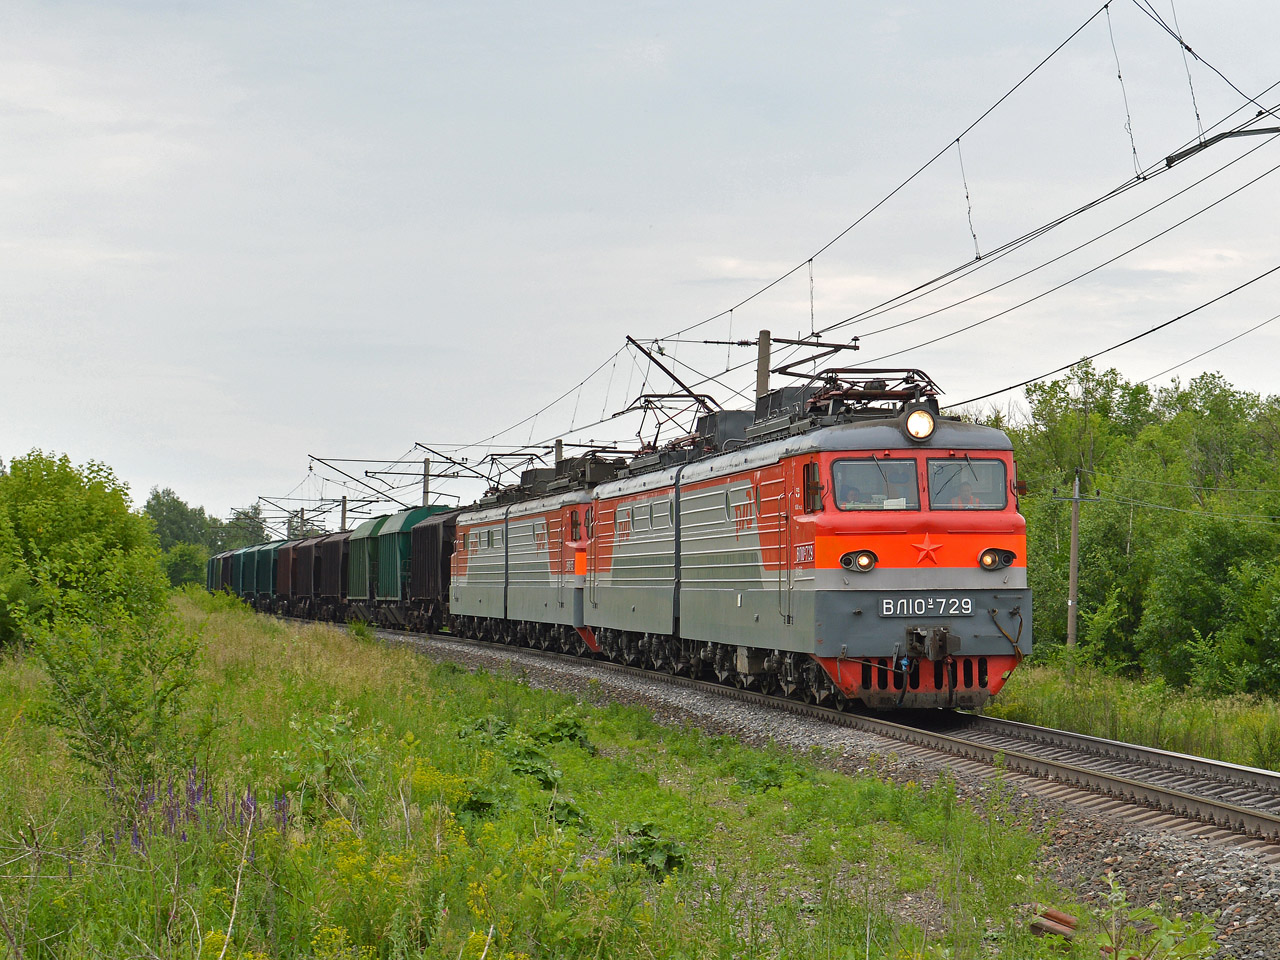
<box><xmin>448</xmin><ymin>369</ymin><xmax>1029</xmax><ymax>709</ymax></box>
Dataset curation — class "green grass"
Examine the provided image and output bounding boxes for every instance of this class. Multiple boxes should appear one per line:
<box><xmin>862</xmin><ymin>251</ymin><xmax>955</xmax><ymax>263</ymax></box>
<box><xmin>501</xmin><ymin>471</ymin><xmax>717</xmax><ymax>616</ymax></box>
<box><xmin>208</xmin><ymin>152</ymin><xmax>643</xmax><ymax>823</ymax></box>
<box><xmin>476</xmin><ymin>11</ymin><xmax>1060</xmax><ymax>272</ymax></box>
<box><xmin>0</xmin><ymin>590</ymin><xmax>1206</xmax><ymax>959</ymax></box>
<box><xmin>985</xmin><ymin>660</ymin><xmax>1280</xmax><ymax>770</ymax></box>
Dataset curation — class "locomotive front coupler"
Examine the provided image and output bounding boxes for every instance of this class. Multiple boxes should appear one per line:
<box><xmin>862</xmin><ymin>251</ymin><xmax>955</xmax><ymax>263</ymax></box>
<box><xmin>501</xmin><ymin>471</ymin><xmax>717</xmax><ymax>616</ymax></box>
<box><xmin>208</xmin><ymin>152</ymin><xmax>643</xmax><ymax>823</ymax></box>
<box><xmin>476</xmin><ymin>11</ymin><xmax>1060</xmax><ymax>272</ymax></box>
<box><xmin>906</xmin><ymin>625</ymin><xmax>958</xmax><ymax>661</ymax></box>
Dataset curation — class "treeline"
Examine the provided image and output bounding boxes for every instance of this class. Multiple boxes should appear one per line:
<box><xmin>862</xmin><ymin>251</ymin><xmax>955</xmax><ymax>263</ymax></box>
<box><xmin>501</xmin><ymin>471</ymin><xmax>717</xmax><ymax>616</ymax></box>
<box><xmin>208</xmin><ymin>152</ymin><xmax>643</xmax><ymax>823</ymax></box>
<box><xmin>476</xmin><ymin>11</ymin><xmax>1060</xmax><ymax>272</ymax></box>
<box><xmin>999</xmin><ymin>363</ymin><xmax>1280</xmax><ymax>694</ymax></box>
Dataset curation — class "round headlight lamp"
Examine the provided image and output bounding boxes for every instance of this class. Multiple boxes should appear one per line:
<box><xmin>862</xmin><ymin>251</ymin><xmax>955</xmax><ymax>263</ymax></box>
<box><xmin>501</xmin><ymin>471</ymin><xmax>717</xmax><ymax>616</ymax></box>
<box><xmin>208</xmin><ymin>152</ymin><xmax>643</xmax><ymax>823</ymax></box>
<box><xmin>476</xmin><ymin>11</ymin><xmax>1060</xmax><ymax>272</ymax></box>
<box><xmin>840</xmin><ymin>550</ymin><xmax>878</xmax><ymax>572</ymax></box>
<box><xmin>904</xmin><ymin>407</ymin><xmax>935</xmax><ymax>441</ymax></box>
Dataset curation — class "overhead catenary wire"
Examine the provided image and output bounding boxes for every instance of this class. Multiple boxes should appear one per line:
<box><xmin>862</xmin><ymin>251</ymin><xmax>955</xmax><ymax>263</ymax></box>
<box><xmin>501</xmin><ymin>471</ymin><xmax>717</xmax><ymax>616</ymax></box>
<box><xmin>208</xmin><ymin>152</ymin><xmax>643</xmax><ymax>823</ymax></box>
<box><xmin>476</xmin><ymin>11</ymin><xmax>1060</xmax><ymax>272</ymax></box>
<box><xmin>1130</xmin><ymin>0</ymin><xmax>1278</xmax><ymax>121</ymax></box>
<box><xmin>462</xmin><ymin>27</ymin><xmax>1280</xmax><ymax>458</ymax></box>
<box><xmin>660</xmin><ymin>3</ymin><xmax>1114</xmax><ymax>341</ymax></box>
<box><xmin>290</xmin><ymin>10</ymin><xmax>1280</xmax><ymax>500</ymax></box>
<box><xmin>812</xmin><ymin>98</ymin><xmax>1280</xmax><ymax>343</ymax></box>
<box><xmin>855</xmin><ymin>146</ymin><xmax>1280</xmax><ymax>363</ymax></box>
<box><xmin>664</xmin><ymin>36</ymin><xmax>1273</xmax><ymax>366</ymax></box>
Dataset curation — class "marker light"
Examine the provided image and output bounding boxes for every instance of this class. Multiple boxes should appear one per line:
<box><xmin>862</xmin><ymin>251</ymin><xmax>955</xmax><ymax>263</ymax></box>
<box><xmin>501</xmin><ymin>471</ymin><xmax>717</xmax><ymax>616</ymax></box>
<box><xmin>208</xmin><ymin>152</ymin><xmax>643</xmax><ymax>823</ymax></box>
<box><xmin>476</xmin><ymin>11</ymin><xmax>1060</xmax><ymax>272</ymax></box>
<box><xmin>905</xmin><ymin>407</ymin><xmax>936</xmax><ymax>441</ymax></box>
<box><xmin>979</xmin><ymin>548</ymin><xmax>1016</xmax><ymax>570</ymax></box>
<box><xmin>841</xmin><ymin>550</ymin><xmax>878</xmax><ymax>572</ymax></box>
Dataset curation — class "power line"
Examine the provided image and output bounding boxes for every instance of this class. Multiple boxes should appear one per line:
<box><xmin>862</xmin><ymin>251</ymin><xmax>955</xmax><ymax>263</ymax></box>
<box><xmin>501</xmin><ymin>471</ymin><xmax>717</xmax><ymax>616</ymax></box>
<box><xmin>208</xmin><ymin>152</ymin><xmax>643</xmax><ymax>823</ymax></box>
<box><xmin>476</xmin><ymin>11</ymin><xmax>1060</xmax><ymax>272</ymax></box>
<box><xmin>1141</xmin><ymin>311</ymin><xmax>1280</xmax><ymax>383</ymax></box>
<box><xmin>951</xmin><ymin>261</ymin><xmax>1280</xmax><ymax>406</ymax></box>
<box><xmin>1085</xmin><ymin>469</ymin><xmax>1280</xmax><ymax>495</ymax></box>
<box><xmin>1098</xmin><ymin>492</ymin><xmax>1280</xmax><ymax>524</ymax></box>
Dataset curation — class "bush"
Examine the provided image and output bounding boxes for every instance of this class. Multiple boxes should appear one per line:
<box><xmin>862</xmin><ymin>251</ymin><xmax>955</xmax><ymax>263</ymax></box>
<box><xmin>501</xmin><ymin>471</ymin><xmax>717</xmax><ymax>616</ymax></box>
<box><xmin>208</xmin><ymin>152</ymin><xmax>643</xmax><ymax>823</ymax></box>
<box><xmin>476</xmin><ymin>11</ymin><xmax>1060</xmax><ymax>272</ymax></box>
<box><xmin>25</xmin><ymin>550</ymin><xmax>200</xmax><ymax>793</ymax></box>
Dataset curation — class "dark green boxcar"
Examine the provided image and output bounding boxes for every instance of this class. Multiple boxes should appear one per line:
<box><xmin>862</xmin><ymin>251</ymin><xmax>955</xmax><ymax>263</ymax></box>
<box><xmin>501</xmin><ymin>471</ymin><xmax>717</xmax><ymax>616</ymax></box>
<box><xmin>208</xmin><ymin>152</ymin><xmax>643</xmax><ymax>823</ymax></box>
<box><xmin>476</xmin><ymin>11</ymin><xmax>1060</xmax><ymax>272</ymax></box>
<box><xmin>376</xmin><ymin>506</ymin><xmax>449</xmax><ymax>601</ymax></box>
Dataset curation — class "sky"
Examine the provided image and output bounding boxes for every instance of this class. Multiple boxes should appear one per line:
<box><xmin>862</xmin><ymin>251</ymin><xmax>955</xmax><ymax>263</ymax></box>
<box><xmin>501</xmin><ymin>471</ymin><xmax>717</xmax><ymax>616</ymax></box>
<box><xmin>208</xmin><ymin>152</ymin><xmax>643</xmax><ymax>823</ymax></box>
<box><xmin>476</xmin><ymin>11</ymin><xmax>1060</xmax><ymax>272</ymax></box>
<box><xmin>3</xmin><ymin>1</ymin><xmax>1279</xmax><ymax>532</ymax></box>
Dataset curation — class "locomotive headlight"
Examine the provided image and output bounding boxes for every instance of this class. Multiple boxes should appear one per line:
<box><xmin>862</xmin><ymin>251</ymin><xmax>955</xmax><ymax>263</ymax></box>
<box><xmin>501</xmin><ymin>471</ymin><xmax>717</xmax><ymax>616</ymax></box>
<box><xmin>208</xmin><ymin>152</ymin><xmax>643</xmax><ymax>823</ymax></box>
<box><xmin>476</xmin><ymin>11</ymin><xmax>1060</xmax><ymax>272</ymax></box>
<box><xmin>904</xmin><ymin>407</ymin><xmax>935</xmax><ymax>441</ymax></box>
<box><xmin>979</xmin><ymin>548</ymin><xmax>1016</xmax><ymax>570</ymax></box>
<box><xmin>841</xmin><ymin>550</ymin><xmax>878</xmax><ymax>572</ymax></box>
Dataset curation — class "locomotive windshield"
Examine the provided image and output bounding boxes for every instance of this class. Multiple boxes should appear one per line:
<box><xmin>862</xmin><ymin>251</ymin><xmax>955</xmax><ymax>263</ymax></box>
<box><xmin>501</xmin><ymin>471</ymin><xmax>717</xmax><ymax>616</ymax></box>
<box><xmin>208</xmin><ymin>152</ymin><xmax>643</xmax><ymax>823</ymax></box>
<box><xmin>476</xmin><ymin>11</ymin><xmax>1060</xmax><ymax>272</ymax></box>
<box><xmin>927</xmin><ymin>459</ymin><xmax>1007</xmax><ymax>510</ymax></box>
<box><xmin>832</xmin><ymin>459</ymin><xmax>919</xmax><ymax>511</ymax></box>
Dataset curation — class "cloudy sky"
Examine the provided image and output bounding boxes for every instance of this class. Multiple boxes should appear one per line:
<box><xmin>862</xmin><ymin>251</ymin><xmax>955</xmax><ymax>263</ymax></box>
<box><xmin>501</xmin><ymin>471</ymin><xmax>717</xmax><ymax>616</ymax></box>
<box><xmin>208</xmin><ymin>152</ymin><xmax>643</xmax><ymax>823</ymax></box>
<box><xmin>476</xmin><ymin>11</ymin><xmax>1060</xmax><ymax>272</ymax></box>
<box><xmin>4</xmin><ymin>1</ymin><xmax>1279</xmax><ymax>530</ymax></box>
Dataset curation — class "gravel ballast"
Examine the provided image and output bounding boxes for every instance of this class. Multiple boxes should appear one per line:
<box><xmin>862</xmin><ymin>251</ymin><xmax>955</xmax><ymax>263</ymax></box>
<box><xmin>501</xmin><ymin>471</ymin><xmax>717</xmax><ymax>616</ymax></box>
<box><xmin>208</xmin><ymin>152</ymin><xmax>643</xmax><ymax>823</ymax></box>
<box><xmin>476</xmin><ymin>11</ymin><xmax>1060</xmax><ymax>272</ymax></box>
<box><xmin>396</xmin><ymin>633</ymin><xmax>1280</xmax><ymax>959</ymax></box>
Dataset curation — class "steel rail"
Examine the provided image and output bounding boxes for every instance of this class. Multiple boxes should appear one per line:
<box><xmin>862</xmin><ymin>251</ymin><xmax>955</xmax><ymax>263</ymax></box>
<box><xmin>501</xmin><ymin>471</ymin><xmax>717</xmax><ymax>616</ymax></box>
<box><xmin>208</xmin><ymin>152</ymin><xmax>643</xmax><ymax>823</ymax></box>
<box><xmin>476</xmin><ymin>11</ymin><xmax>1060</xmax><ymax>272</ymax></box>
<box><xmin>949</xmin><ymin>715</ymin><xmax>1280</xmax><ymax>793</ymax></box>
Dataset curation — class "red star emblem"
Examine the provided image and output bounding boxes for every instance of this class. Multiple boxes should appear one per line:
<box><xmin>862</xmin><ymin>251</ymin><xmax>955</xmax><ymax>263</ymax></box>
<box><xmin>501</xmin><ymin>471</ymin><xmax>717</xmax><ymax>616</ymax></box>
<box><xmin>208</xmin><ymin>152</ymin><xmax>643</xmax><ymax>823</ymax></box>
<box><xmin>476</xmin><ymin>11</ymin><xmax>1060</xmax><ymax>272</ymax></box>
<box><xmin>911</xmin><ymin>532</ymin><xmax>942</xmax><ymax>565</ymax></box>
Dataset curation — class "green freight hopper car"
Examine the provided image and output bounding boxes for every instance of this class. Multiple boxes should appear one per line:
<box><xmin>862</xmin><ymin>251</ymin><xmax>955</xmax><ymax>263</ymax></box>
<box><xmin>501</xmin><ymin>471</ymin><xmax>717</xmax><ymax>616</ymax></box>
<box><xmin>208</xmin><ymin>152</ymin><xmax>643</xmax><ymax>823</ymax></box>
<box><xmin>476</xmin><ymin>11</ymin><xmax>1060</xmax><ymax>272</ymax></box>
<box><xmin>347</xmin><ymin>515</ymin><xmax>391</xmax><ymax>609</ymax></box>
<box><xmin>241</xmin><ymin>545</ymin><xmax>258</xmax><ymax>600</ymax></box>
<box><xmin>250</xmin><ymin>544</ymin><xmax>270</xmax><ymax>600</ymax></box>
<box><xmin>230</xmin><ymin>550</ymin><xmax>245</xmax><ymax>597</ymax></box>
<box><xmin>255</xmin><ymin>540</ymin><xmax>279</xmax><ymax>606</ymax></box>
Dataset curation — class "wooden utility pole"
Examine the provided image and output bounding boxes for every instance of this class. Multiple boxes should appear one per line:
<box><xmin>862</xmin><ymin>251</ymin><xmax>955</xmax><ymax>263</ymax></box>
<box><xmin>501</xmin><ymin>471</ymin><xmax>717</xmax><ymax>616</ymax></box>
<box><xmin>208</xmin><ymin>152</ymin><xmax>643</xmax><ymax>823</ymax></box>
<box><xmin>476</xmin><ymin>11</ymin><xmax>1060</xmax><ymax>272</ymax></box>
<box><xmin>1058</xmin><ymin>469</ymin><xmax>1099</xmax><ymax>648</ymax></box>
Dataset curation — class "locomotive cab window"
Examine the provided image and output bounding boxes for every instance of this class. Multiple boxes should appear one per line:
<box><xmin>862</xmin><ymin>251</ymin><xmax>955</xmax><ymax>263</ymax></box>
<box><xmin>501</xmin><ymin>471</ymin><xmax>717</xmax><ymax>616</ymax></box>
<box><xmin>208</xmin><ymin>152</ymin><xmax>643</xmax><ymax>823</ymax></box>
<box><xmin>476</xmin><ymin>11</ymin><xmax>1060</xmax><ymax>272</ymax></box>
<box><xmin>928</xmin><ymin>459</ymin><xmax>1007</xmax><ymax>510</ymax></box>
<box><xmin>832</xmin><ymin>459</ymin><xmax>920</xmax><ymax>511</ymax></box>
<box><xmin>570</xmin><ymin>509</ymin><xmax>580</xmax><ymax>541</ymax></box>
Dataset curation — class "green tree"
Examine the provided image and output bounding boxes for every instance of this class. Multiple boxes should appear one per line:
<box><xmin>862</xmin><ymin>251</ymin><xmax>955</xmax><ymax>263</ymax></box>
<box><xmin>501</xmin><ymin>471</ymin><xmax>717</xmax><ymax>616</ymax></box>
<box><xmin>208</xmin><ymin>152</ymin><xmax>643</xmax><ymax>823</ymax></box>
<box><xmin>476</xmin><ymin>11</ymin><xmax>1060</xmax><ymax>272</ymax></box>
<box><xmin>1010</xmin><ymin>365</ymin><xmax>1280</xmax><ymax>692</ymax></box>
<box><xmin>144</xmin><ymin>486</ymin><xmax>212</xmax><ymax>551</ymax></box>
<box><xmin>161</xmin><ymin>541</ymin><xmax>210</xmax><ymax>587</ymax></box>
<box><xmin>0</xmin><ymin>451</ymin><xmax>161</xmax><ymax>646</ymax></box>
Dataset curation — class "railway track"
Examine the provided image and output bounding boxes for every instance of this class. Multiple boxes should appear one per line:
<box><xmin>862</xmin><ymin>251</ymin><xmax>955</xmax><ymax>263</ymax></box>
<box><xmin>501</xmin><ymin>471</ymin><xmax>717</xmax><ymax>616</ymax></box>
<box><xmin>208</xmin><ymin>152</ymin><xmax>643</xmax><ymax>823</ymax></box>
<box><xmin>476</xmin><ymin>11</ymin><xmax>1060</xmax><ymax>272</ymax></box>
<box><xmin>371</xmin><ymin>625</ymin><xmax>1280</xmax><ymax>852</ymax></box>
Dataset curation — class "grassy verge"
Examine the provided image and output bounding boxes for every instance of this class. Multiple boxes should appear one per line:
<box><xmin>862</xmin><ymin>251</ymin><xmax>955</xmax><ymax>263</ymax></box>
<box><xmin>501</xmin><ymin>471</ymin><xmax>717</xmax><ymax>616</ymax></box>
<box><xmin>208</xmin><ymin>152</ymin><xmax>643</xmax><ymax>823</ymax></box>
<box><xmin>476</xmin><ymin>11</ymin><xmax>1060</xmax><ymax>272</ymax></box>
<box><xmin>984</xmin><ymin>661</ymin><xmax>1280</xmax><ymax>770</ymax></box>
<box><xmin>0</xmin><ymin>590</ymin><xmax>1197</xmax><ymax>959</ymax></box>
